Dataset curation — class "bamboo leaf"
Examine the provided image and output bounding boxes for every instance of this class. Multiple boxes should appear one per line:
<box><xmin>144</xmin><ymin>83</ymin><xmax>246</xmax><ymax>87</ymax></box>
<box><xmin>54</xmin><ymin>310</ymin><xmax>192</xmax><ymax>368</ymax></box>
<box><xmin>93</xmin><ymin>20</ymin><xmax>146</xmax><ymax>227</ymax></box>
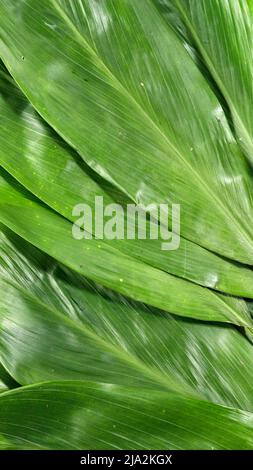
<box><xmin>0</xmin><ymin>0</ymin><xmax>253</xmax><ymax>451</ymax></box>
<box><xmin>1</xmin><ymin>381</ymin><xmax>253</xmax><ymax>449</ymax></box>
<box><xmin>0</xmin><ymin>69</ymin><xmax>253</xmax><ymax>297</ymax></box>
<box><xmin>0</xmin><ymin>174</ymin><xmax>251</xmax><ymax>326</ymax></box>
<box><xmin>0</xmin><ymin>1</ymin><xmax>253</xmax><ymax>262</ymax></box>
<box><xmin>167</xmin><ymin>0</ymin><xmax>253</xmax><ymax>164</ymax></box>
<box><xmin>1</xmin><ymin>226</ymin><xmax>253</xmax><ymax>412</ymax></box>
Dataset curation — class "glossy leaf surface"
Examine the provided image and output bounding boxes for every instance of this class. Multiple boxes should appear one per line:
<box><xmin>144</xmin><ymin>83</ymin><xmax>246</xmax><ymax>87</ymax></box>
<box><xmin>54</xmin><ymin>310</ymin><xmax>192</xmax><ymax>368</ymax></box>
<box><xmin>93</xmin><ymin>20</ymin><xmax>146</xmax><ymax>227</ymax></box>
<box><xmin>0</xmin><ymin>69</ymin><xmax>253</xmax><ymax>297</ymax></box>
<box><xmin>0</xmin><ymin>174</ymin><xmax>251</xmax><ymax>326</ymax></box>
<box><xmin>1</xmin><ymin>382</ymin><xmax>253</xmax><ymax>449</ymax></box>
<box><xmin>1</xmin><ymin>226</ymin><xmax>253</xmax><ymax>411</ymax></box>
<box><xmin>1</xmin><ymin>1</ymin><xmax>253</xmax><ymax>263</ymax></box>
<box><xmin>168</xmin><ymin>0</ymin><xmax>253</xmax><ymax>163</ymax></box>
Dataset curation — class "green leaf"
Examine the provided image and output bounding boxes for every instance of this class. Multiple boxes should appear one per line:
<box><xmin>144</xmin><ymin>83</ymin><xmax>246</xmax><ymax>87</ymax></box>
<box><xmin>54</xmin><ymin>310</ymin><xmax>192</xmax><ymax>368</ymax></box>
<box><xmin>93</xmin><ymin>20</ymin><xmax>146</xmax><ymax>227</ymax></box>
<box><xmin>1</xmin><ymin>1</ymin><xmax>253</xmax><ymax>263</ymax></box>
<box><xmin>1</xmin><ymin>69</ymin><xmax>253</xmax><ymax>298</ymax></box>
<box><xmin>2</xmin><ymin>226</ymin><xmax>253</xmax><ymax>412</ymax></box>
<box><xmin>1</xmin><ymin>381</ymin><xmax>253</xmax><ymax>449</ymax></box>
<box><xmin>168</xmin><ymin>0</ymin><xmax>253</xmax><ymax>164</ymax></box>
<box><xmin>0</xmin><ymin>173</ymin><xmax>251</xmax><ymax>326</ymax></box>
<box><xmin>1</xmin><ymin>0</ymin><xmax>253</xmax><ymax>452</ymax></box>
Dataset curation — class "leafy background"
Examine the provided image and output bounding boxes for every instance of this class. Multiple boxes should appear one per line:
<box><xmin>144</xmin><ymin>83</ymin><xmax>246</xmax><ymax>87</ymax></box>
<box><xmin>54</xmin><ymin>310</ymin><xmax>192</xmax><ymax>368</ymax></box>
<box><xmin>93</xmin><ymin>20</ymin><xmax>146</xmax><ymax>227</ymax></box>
<box><xmin>0</xmin><ymin>0</ymin><xmax>253</xmax><ymax>449</ymax></box>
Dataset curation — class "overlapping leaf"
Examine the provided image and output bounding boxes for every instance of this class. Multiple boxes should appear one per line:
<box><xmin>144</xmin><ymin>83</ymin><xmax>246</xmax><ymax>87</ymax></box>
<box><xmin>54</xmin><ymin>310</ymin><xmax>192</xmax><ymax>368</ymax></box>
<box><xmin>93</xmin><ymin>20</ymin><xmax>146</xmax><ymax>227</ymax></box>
<box><xmin>1</xmin><ymin>226</ymin><xmax>253</xmax><ymax>411</ymax></box>
<box><xmin>166</xmin><ymin>0</ymin><xmax>253</xmax><ymax>163</ymax></box>
<box><xmin>0</xmin><ymin>363</ymin><xmax>18</xmax><ymax>393</ymax></box>
<box><xmin>1</xmin><ymin>0</ymin><xmax>253</xmax><ymax>262</ymax></box>
<box><xmin>0</xmin><ymin>68</ymin><xmax>253</xmax><ymax>297</ymax></box>
<box><xmin>0</xmin><ymin>0</ymin><xmax>253</xmax><ymax>451</ymax></box>
<box><xmin>0</xmin><ymin>175</ymin><xmax>251</xmax><ymax>326</ymax></box>
<box><xmin>1</xmin><ymin>382</ymin><xmax>253</xmax><ymax>450</ymax></box>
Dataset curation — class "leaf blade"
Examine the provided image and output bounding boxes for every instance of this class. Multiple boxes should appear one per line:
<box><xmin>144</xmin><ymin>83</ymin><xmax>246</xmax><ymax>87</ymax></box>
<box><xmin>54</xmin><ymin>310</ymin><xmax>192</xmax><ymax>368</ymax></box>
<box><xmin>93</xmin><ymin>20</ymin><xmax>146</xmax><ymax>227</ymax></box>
<box><xmin>2</xmin><ymin>226</ymin><xmax>253</xmax><ymax>411</ymax></box>
<box><xmin>169</xmin><ymin>0</ymin><xmax>253</xmax><ymax>164</ymax></box>
<box><xmin>1</xmin><ymin>381</ymin><xmax>253</xmax><ymax>450</ymax></box>
<box><xmin>1</xmin><ymin>0</ymin><xmax>253</xmax><ymax>262</ymax></box>
<box><xmin>0</xmin><ymin>172</ymin><xmax>251</xmax><ymax>326</ymax></box>
<box><xmin>0</xmin><ymin>70</ymin><xmax>253</xmax><ymax>297</ymax></box>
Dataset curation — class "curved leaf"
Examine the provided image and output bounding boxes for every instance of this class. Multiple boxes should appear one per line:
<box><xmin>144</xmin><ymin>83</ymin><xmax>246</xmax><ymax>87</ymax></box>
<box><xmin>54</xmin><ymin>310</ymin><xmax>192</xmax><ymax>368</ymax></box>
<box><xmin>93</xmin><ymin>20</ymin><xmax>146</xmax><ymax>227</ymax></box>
<box><xmin>2</xmin><ymin>226</ymin><xmax>253</xmax><ymax>411</ymax></box>
<box><xmin>0</xmin><ymin>173</ymin><xmax>251</xmax><ymax>326</ymax></box>
<box><xmin>1</xmin><ymin>381</ymin><xmax>253</xmax><ymax>449</ymax></box>
<box><xmin>0</xmin><ymin>1</ymin><xmax>253</xmax><ymax>262</ymax></box>
<box><xmin>0</xmin><ymin>70</ymin><xmax>253</xmax><ymax>297</ymax></box>
<box><xmin>168</xmin><ymin>0</ymin><xmax>253</xmax><ymax>164</ymax></box>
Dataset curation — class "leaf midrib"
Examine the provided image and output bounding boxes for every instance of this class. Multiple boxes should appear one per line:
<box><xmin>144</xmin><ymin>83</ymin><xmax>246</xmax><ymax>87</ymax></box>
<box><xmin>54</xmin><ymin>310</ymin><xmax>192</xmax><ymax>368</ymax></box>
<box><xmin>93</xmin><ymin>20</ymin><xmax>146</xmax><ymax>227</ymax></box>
<box><xmin>0</xmin><ymin>276</ymin><xmax>199</xmax><ymax>399</ymax></box>
<box><xmin>1</xmin><ymin>193</ymin><xmax>252</xmax><ymax>329</ymax></box>
<box><xmin>174</xmin><ymin>0</ymin><xmax>253</xmax><ymax>160</ymax></box>
<box><xmin>47</xmin><ymin>0</ymin><xmax>253</xmax><ymax>254</ymax></box>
